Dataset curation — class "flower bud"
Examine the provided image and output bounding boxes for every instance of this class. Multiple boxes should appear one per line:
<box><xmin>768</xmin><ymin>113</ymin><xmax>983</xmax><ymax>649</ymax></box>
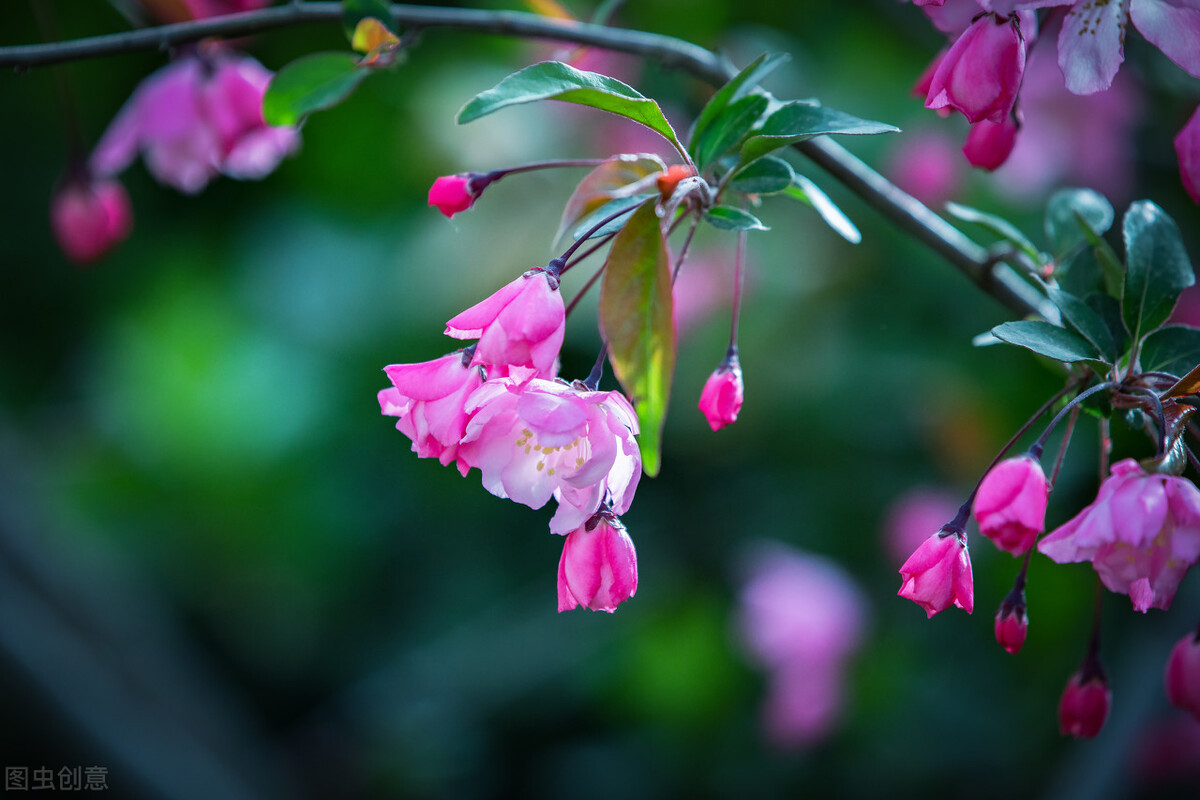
<box><xmin>972</xmin><ymin>453</ymin><xmax>1048</xmax><ymax>555</ymax></box>
<box><xmin>50</xmin><ymin>175</ymin><xmax>133</xmax><ymax>264</ymax></box>
<box><xmin>428</xmin><ymin>173</ymin><xmax>482</xmax><ymax>218</ymax></box>
<box><xmin>994</xmin><ymin>590</ymin><xmax>1028</xmax><ymax>654</ymax></box>
<box><xmin>698</xmin><ymin>350</ymin><xmax>744</xmax><ymax>431</ymax></box>
<box><xmin>926</xmin><ymin>13</ymin><xmax>1026</xmax><ymax>124</ymax></box>
<box><xmin>963</xmin><ymin>116</ymin><xmax>1018</xmax><ymax>171</ymax></box>
<box><xmin>1165</xmin><ymin>630</ymin><xmax>1200</xmax><ymax>722</ymax></box>
<box><xmin>1059</xmin><ymin>669</ymin><xmax>1111</xmax><ymax>739</ymax></box>
<box><xmin>557</xmin><ymin>513</ymin><xmax>637</xmax><ymax>613</ymax></box>
<box><xmin>656</xmin><ymin>164</ymin><xmax>696</xmax><ymax>200</ymax></box>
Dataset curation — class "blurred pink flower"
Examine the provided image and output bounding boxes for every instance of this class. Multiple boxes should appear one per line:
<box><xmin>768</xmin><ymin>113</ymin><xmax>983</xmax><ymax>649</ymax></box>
<box><xmin>91</xmin><ymin>52</ymin><xmax>300</xmax><ymax>195</ymax></box>
<box><xmin>557</xmin><ymin>511</ymin><xmax>637</xmax><ymax>612</ymax></box>
<box><xmin>1059</xmin><ymin>669</ymin><xmax>1111</xmax><ymax>739</ymax></box>
<box><xmin>925</xmin><ymin>13</ymin><xmax>1027</xmax><ymax>123</ymax></box>
<box><xmin>138</xmin><ymin>0</ymin><xmax>269</xmax><ymax>23</ymax></box>
<box><xmin>1175</xmin><ymin>104</ymin><xmax>1200</xmax><ymax>203</ymax></box>
<box><xmin>50</xmin><ymin>174</ymin><xmax>133</xmax><ymax>264</ymax></box>
<box><xmin>1166</xmin><ymin>630</ymin><xmax>1200</xmax><ymax>721</ymax></box>
<box><xmin>898</xmin><ymin>528</ymin><xmax>974</xmax><ymax>617</ymax></box>
<box><xmin>698</xmin><ymin>350</ymin><xmax>743</xmax><ymax>431</ymax></box>
<box><xmin>882</xmin><ymin>487</ymin><xmax>960</xmax><ymax>566</ymax></box>
<box><xmin>885</xmin><ymin>129</ymin><xmax>965</xmax><ymax>207</ymax></box>
<box><xmin>737</xmin><ymin>543</ymin><xmax>868</xmax><ymax>748</ymax></box>
<box><xmin>1038</xmin><ymin>459</ymin><xmax>1200</xmax><ymax>612</ymax></box>
<box><xmin>972</xmin><ymin>454</ymin><xmax>1049</xmax><ymax>555</ymax></box>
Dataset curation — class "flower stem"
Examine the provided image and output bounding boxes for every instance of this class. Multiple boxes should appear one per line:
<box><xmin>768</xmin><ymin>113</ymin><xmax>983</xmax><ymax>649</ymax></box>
<box><xmin>554</xmin><ymin>202</ymin><xmax>640</xmax><ymax>269</ymax></box>
<box><xmin>1031</xmin><ymin>381</ymin><xmax>1115</xmax><ymax>458</ymax></box>
<box><xmin>583</xmin><ymin>343</ymin><xmax>608</xmax><ymax>391</ymax></box>
<box><xmin>729</xmin><ymin>229</ymin><xmax>746</xmax><ymax>350</ymax></box>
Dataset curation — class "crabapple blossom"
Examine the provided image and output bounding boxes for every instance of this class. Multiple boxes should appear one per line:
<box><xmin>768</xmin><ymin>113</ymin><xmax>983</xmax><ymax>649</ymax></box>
<box><xmin>1038</xmin><ymin>459</ymin><xmax>1200</xmax><ymax>612</ymax></box>
<box><xmin>50</xmin><ymin>174</ymin><xmax>133</xmax><ymax>264</ymax></box>
<box><xmin>557</xmin><ymin>511</ymin><xmax>638</xmax><ymax>612</ymax></box>
<box><xmin>428</xmin><ymin>173</ymin><xmax>481</xmax><ymax>218</ymax></box>
<box><xmin>444</xmin><ymin>269</ymin><xmax>565</xmax><ymax>380</ymax></box>
<box><xmin>1059</xmin><ymin>669</ymin><xmax>1111</xmax><ymax>739</ymax></box>
<box><xmin>457</xmin><ymin>377</ymin><xmax>640</xmax><ymax>534</ymax></box>
<box><xmin>91</xmin><ymin>52</ymin><xmax>300</xmax><ymax>195</ymax></box>
<box><xmin>378</xmin><ymin>349</ymin><xmax>485</xmax><ymax>475</ymax></box>
<box><xmin>1176</xmin><ymin>105</ymin><xmax>1200</xmax><ymax>203</ymax></box>
<box><xmin>898</xmin><ymin>527</ymin><xmax>975</xmax><ymax>617</ymax></box>
<box><xmin>698</xmin><ymin>349</ymin><xmax>743</xmax><ymax>431</ymax></box>
<box><xmin>1165</xmin><ymin>630</ymin><xmax>1200</xmax><ymax>721</ymax></box>
<box><xmin>963</xmin><ymin>116</ymin><xmax>1019</xmax><ymax>170</ymax></box>
<box><xmin>926</xmin><ymin>12</ymin><xmax>1028</xmax><ymax>124</ymax></box>
<box><xmin>972</xmin><ymin>454</ymin><xmax>1049</xmax><ymax>555</ymax></box>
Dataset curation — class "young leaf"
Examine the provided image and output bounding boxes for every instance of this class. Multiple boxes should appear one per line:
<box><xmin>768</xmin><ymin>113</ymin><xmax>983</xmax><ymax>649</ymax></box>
<box><xmin>689</xmin><ymin>52</ymin><xmax>788</xmax><ymax>149</ymax></box>
<box><xmin>945</xmin><ymin>202</ymin><xmax>1042</xmax><ymax>264</ymax></box>
<box><xmin>705</xmin><ymin>206</ymin><xmax>769</xmax><ymax>231</ymax></box>
<box><xmin>727</xmin><ymin>155</ymin><xmax>794</xmax><ymax>195</ymax></box>
<box><xmin>600</xmin><ymin>202</ymin><xmax>675</xmax><ymax>477</ymax></box>
<box><xmin>991</xmin><ymin>320</ymin><xmax>1106</xmax><ymax>366</ymax></box>
<box><xmin>263</xmin><ymin>53</ymin><xmax>369</xmax><ymax>126</ymax></box>
<box><xmin>571</xmin><ymin>195</ymin><xmax>653</xmax><ymax>241</ymax></box>
<box><xmin>739</xmin><ymin>101</ymin><xmax>898</xmax><ymax>165</ymax></box>
<box><xmin>1139</xmin><ymin>326</ymin><xmax>1200</xmax><ymax>377</ymax></box>
<box><xmin>1046</xmin><ymin>286</ymin><xmax>1117</xmax><ymax>363</ymax></box>
<box><xmin>785</xmin><ymin>176</ymin><xmax>861</xmax><ymax>244</ymax></box>
<box><xmin>457</xmin><ymin>61</ymin><xmax>685</xmax><ymax>157</ymax></box>
<box><xmin>1045</xmin><ymin>188</ymin><xmax>1113</xmax><ymax>256</ymax></box>
<box><xmin>342</xmin><ymin>0</ymin><xmax>395</xmax><ymax>41</ymax></box>
<box><xmin>692</xmin><ymin>94</ymin><xmax>768</xmax><ymax>169</ymax></box>
<box><xmin>556</xmin><ymin>155</ymin><xmax>665</xmax><ymax>244</ymax></box>
<box><xmin>1122</xmin><ymin>200</ymin><xmax>1194</xmax><ymax>346</ymax></box>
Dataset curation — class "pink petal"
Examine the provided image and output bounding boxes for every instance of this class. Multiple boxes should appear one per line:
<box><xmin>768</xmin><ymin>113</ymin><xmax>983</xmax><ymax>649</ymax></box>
<box><xmin>1058</xmin><ymin>0</ymin><xmax>1130</xmax><ymax>94</ymax></box>
<box><xmin>1131</xmin><ymin>0</ymin><xmax>1200</xmax><ymax>78</ymax></box>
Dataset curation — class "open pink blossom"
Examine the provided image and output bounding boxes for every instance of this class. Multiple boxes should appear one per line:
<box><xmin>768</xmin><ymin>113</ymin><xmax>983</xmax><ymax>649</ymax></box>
<box><xmin>1176</xmin><ymin>105</ymin><xmax>1200</xmax><ymax>203</ymax></box>
<box><xmin>898</xmin><ymin>528</ymin><xmax>974</xmax><ymax>617</ymax></box>
<box><xmin>445</xmin><ymin>269</ymin><xmax>565</xmax><ymax>380</ymax></box>
<box><xmin>50</xmin><ymin>174</ymin><xmax>133</xmax><ymax>264</ymax></box>
<box><xmin>378</xmin><ymin>350</ymin><xmax>485</xmax><ymax>475</ymax></box>
<box><xmin>698</xmin><ymin>350</ymin><xmax>743</xmax><ymax>431</ymax></box>
<box><xmin>973</xmin><ymin>454</ymin><xmax>1049</xmax><ymax>555</ymax></box>
<box><xmin>91</xmin><ymin>52</ymin><xmax>300</xmax><ymax>195</ymax></box>
<box><xmin>1038</xmin><ymin>459</ymin><xmax>1200</xmax><ymax>612</ymax></box>
<box><xmin>1166</xmin><ymin>630</ymin><xmax>1200</xmax><ymax>721</ymax></box>
<box><xmin>1059</xmin><ymin>669</ymin><xmax>1111</xmax><ymax>738</ymax></box>
<box><xmin>458</xmin><ymin>377</ymin><xmax>640</xmax><ymax>533</ymax></box>
<box><xmin>926</xmin><ymin>12</ymin><xmax>1028</xmax><ymax>123</ymax></box>
<box><xmin>557</xmin><ymin>511</ymin><xmax>638</xmax><ymax>612</ymax></box>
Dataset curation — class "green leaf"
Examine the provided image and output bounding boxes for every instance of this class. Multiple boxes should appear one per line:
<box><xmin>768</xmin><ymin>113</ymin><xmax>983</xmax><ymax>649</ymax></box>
<box><xmin>1081</xmin><ymin>223</ymin><xmax>1126</xmax><ymax>299</ymax></box>
<box><xmin>692</xmin><ymin>94</ymin><xmax>768</xmax><ymax>169</ymax></box>
<box><xmin>945</xmin><ymin>202</ymin><xmax>1042</xmax><ymax>264</ymax></box>
<box><xmin>785</xmin><ymin>176</ymin><xmax>861</xmax><ymax>244</ymax></box>
<box><xmin>727</xmin><ymin>155</ymin><xmax>794</xmax><ymax>195</ymax></box>
<box><xmin>705</xmin><ymin>206</ymin><xmax>769</xmax><ymax>231</ymax></box>
<box><xmin>599</xmin><ymin>202</ymin><xmax>675</xmax><ymax>477</ymax></box>
<box><xmin>1046</xmin><ymin>287</ymin><xmax>1117</xmax><ymax>363</ymax></box>
<box><xmin>689</xmin><ymin>53</ymin><xmax>788</xmax><ymax>149</ymax></box>
<box><xmin>571</xmin><ymin>195</ymin><xmax>653</xmax><ymax>241</ymax></box>
<box><xmin>341</xmin><ymin>0</ymin><xmax>395</xmax><ymax>41</ymax></box>
<box><xmin>739</xmin><ymin>101</ymin><xmax>898</xmax><ymax>165</ymax></box>
<box><xmin>1139</xmin><ymin>326</ymin><xmax>1200</xmax><ymax>376</ymax></box>
<box><xmin>457</xmin><ymin>61</ymin><xmax>685</xmax><ymax>156</ymax></box>
<box><xmin>263</xmin><ymin>52</ymin><xmax>369</xmax><ymax>126</ymax></box>
<box><xmin>556</xmin><ymin>155</ymin><xmax>665</xmax><ymax>244</ymax></box>
<box><xmin>1045</xmin><ymin>188</ymin><xmax>1113</xmax><ymax>256</ymax></box>
<box><xmin>991</xmin><ymin>320</ymin><xmax>1106</xmax><ymax>366</ymax></box>
<box><xmin>1122</xmin><ymin>200</ymin><xmax>1194</xmax><ymax>346</ymax></box>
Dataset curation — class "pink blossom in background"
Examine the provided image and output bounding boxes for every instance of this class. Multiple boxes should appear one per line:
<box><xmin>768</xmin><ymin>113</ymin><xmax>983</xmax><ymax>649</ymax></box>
<box><xmin>1059</xmin><ymin>669</ymin><xmax>1111</xmax><ymax>738</ymax></box>
<box><xmin>428</xmin><ymin>174</ymin><xmax>478</xmax><ymax>218</ymax></box>
<box><xmin>50</xmin><ymin>174</ymin><xmax>133</xmax><ymax>264</ymax></box>
<box><xmin>557</xmin><ymin>512</ymin><xmax>638</xmax><ymax>612</ymax></box>
<box><xmin>898</xmin><ymin>528</ymin><xmax>974</xmax><ymax>617</ymax></box>
<box><xmin>91</xmin><ymin>52</ymin><xmax>300</xmax><ymax>195</ymax></box>
<box><xmin>137</xmin><ymin>0</ymin><xmax>269</xmax><ymax>23</ymax></box>
<box><xmin>1135</xmin><ymin>716</ymin><xmax>1200</xmax><ymax>786</ymax></box>
<box><xmin>882</xmin><ymin>487</ymin><xmax>960</xmax><ymax>566</ymax></box>
<box><xmin>737</xmin><ymin>543</ymin><xmax>868</xmax><ymax>748</ymax></box>
<box><xmin>378</xmin><ymin>350</ymin><xmax>485</xmax><ymax>475</ymax></box>
<box><xmin>1165</xmin><ymin>631</ymin><xmax>1200</xmax><ymax>721</ymax></box>
<box><xmin>1175</xmin><ymin>104</ymin><xmax>1200</xmax><ymax>203</ymax></box>
<box><xmin>444</xmin><ymin>270</ymin><xmax>565</xmax><ymax>381</ymax></box>
<box><xmin>698</xmin><ymin>351</ymin><xmax>743</xmax><ymax>431</ymax></box>
<box><xmin>972</xmin><ymin>454</ymin><xmax>1049</xmax><ymax>555</ymax></box>
<box><xmin>671</xmin><ymin>251</ymin><xmax>733</xmax><ymax>338</ymax></box>
<box><xmin>884</xmin><ymin>129</ymin><xmax>965</xmax><ymax>207</ymax></box>
<box><xmin>458</xmin><ymin>377</ymin><xmax>640</xmax><ymax>534</ymax></box>
<box><xmin>1038</xmin><ymin>459</ymin><xmax>1200</xmax><ymax>612</ymax></box>
<box><xmin>962</xmin><ymin>116</ymin><xmax>1018</xmax><ymax>170</ymax></box>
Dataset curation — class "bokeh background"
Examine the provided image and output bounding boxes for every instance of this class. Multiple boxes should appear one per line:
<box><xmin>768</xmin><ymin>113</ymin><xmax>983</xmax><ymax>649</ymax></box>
<box><xmin>3</xmin><ymin>1</ymin><xmax>1200</xmax><ymax>798</ymax></box>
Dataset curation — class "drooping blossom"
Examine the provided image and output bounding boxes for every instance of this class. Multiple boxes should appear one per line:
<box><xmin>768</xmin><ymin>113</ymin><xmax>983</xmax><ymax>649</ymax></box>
<box><xmin>428</xmin><ymin>173</ymin><xmax>488</xmax><ymax>218</ymax></box>
<box><xmin>963</xmin><ymin>116</ymin><xmax>1019</xmax><ymax>170</ymax></box>
<box><xmin>50</xmin><ymin>174</ymin><xmax>133</xmax><ymax>264</ymax></box>
<box><xmin>737</xmin><ymin>543</ymin><xmax>868</xmax><ymax>748</ymax></box>
<box><xmin>1166</xmin><ymin>629</ymin><xmax>1200</xmax><ymax>721</ymax></box>
<box><xmin>458</xmin><ymin>377</ymin><xmax>640</xmax><ymax>534</ymax></box>
<box><xmin>444</xmin><ymin>269</ymin><xmax>565</xmax><ymax>380</ymax></box>
<box><xmin>1059</xmin><ymin>668</ymin><xmax>1111</xmax><ymax>739</ymax></box>
<box><xmin>91</xmin><ymin>51</ymin><xmax>300</xmax><ymax>195</ymax></box>
<box><xmin>378</xmin><ymin>349</ymin><xmax>485</xmax><ymax>475</ymax></box>
<box><xmin>1038</xmin><ymin>459</ymin><xmax>1200</xmax><ymax>612</ymax></box>
<box><xmin>994</xmin><ymin>587</ymin><xmax>1029</xmax><ymax>654</ymax></box>
<box><xmin>972</xmin><ymin>454</ymin><xmax>1049</xmax><ymax>555</ymax></box>
<box><xmin>898</xmin><ymin>527</ymin><xmax>974</xmax><ymax>617</ymax></box>
<box><xmin>1176</xmin><ymin>105</ymin><xmax>1200</xmax><ymax>203</ymax></box>
<box><xmin>557</xmin><ymin>511</ymin><xmax>638</xmax><ymax>612</ymax></box>
<box><xmin>698</xmin><ymin>349</ymin><xmax>743</xmax><ymax>431</ymax></box>
<box><xmin>925</xmin><ymin>12</ymin><xmax>1028</xmax><ymax>124</ymax></box>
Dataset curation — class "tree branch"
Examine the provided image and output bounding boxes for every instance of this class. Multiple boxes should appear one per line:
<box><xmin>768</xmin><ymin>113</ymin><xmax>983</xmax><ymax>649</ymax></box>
<box><xmin>1</xmin><ymin>1</ymin><xmax>1046</xmax><ymax>319</ymax></box>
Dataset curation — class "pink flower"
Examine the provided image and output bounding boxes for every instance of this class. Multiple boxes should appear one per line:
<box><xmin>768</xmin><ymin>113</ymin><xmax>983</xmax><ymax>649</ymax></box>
<box><xmin>557</xmin><ymin>511</ymin><xmax>638</xmax><ymax>612</ymax></box>
<box><xmin>458</xmin><ymin>377</ymin><xmax>640</xmax><ymax>533</ymax></box>
<box><xmin>885</xmin><ymin>130</ymin><xmax>964</xmax><ymax>206</ymax></box>
<box><xmin>1038</xmin><ymin>459</ymin><xmax>1200</xmax><ymax>612</ymax></box>
<box><xmin>91</xmin><ymin>52</ymin><xmax>300</xmax><ymax>195</ymax></box>
<box><xmin>926</xmin><ymin>13</ymin><xmax>1028</xmax><ymax>124</ymax></box>
<box><xmin>1059</xmin><ymin>669</ymin><xmax>1111</xmax><ymax>739</ymax></box>
<box><xmin>698</xmin><ymin>350</ymin><xmax>743</xmax><ymax>431</ymax></box>
<box><xmin>972</xmin><ymin>454</ymin><xmax>1049</xmax><ymax>555</ymax></box>
<box><xmin>994</xmin><ymin>590</ymin><xmax>1029</xmax><ymax>654</ymax></box>
<box><xmin>378</xmin><ymin>350</ymin><xmax>485</xmax><ymax>475</ymax></box>
<box><xmin>898</xmin><ymin>528</ymin><xmax>974</xmax><ymax>617</ymax></box>
<box><xmin>444</xmin><ymin>269</ymin><xmax>565</xmax><ymax>380</ymax></box>
<box><xmin>1166</xmin><ymin>630</ymin><xmax>1200</xmax><ymax>721</ymax></box>
<box><xmin>50</xmin><ymin>174</ymin><xmax>133</xmax><ymax>264</ymax></box>
<box><xmin>139</xmin><ymin>0</ymin><xmax>269</xmax><ymax>23</ymax></box>
<box><xmin>429</xmin><ymin>173</ymin><xmax>481</xmax><ymax>218</ymax></box>
<box><xmin>963</xmin><ymin>116</ymin><xmax>1019</xmax><ymax>170</ymax></box>
<box><xmin>1175</xmin><ymin>105</ymin><xmax>1200</xmax><ymax>203</ymax></box>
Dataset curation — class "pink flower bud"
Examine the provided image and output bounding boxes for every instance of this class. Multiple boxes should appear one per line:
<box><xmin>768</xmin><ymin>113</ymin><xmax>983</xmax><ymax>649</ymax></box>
<box><xmin>926</xmin><ymin>13</ymin><xmax>1027</xmax><ymax>124</ymax></box>
<box><xmin>1175</xmin><ymin>104</ymin><xmax>1200</xmax><ymax>204</ymax></box>
<box><xmin>50</xmin><ymin>175</ymin><xmax>133</xmax><ymax>264</ymax></box>
<box><xmin>557</xmin><ymin>513</ymin><xmax>637</xmax><ymax>613</ymax></box>
<box><xmin>994</xmin><ymin>592</ymin><xmax>1028</xmax><ymax>655</ymax></box>
<box><xmin>698</xmin><ymin>350</ymin><xmax>744</xmax><ymax>431</ymax></box>
<box><xmin>428</xmin><ymin>173</ymin><xmax>480</xmax><ymax>218</ymax></box>
<box><xmin>963</xmin><ymin>116</ymin><xmax>1019</xmax><ymax>171</ymax></box>
<box><xmin>897</xmin><ymin>527</ymin><xmax>974</xmax><ymax>618</ymax></box>
<box><xmin>972</xmin><ymin>454</ymin><xmax>1049</xmax><ymax>555</ymax></box>
<box><xmin>1058</xmin><ymin>670</ymin><xmax>1111</xmax><ymax>739</ymax></box>
<box><xmin>1165</xmin><ymin>630</ymin><xmax>1200</xmax><ymax>722</ymax></box>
